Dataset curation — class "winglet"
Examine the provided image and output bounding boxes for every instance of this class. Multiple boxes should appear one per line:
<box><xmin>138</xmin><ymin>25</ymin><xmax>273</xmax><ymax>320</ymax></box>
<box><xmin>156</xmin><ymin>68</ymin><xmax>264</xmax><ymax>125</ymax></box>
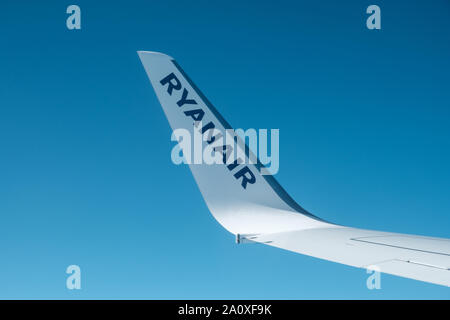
<box><xmin>138</xmin><ymin>51</ymin><xmax>330</xmax><ymax>235</ymax></box>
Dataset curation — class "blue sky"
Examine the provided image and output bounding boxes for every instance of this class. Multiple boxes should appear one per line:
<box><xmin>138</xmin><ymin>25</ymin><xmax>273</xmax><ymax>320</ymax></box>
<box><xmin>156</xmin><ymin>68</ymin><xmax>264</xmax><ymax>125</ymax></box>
<box><xmin>1</xmin><ymin>0</ymin><xmax>449</xmax><ymax>298</ymax></box>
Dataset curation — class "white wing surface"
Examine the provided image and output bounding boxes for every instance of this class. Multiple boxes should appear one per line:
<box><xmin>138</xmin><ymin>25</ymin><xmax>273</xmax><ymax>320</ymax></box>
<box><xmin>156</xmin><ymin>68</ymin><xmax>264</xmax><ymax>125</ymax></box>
<box><xmin>138</xmin><ymin>51</ymin><xmax>450</xmax><ymax>287</ymax></box>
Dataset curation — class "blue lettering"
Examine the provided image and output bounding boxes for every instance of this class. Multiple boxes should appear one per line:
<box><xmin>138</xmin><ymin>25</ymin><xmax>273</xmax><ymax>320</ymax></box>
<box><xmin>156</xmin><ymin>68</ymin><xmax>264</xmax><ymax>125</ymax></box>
<box><xmin>177</xmin><ymin>88</ymin><xmax>197</xmax><ymax>107</ymax></box>
<box><xmin>160</xmin><ymin>73</ymin><xmax>181</xmax><ymax>95</ymax></box>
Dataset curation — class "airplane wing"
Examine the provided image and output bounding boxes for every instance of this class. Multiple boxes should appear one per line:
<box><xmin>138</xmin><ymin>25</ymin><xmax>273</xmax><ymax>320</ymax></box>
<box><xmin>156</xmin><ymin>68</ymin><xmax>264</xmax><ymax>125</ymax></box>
<box><xmin>138</xmin><ymin>51</ymin><xmax>450</xmax><ymax>287</ymax></box>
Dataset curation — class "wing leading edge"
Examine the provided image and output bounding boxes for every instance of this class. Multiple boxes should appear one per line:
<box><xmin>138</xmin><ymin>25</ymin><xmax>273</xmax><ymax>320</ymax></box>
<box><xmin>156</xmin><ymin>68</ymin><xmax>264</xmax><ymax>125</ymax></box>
<box><xmin>138</xmin><ymin>51</ymin><xmax>450</xmax><ymax>287</ymax></box>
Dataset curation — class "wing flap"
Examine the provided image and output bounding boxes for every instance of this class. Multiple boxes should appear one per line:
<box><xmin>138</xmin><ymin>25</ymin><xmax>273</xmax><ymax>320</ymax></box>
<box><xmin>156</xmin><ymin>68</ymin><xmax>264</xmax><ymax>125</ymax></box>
<box><xmin>374</xmin><ymin>259</ymin><xmax>450</xmax><ymax>286</ymax></box>
<box><xmin>252</xmin><ymin>227</ymin><xmax>450</xmax><ymax>286</ymax></box>
<box><xmin>350</xmin><ymin>235</ymin><xmax>450</xmax><ymax>256</ymax></box>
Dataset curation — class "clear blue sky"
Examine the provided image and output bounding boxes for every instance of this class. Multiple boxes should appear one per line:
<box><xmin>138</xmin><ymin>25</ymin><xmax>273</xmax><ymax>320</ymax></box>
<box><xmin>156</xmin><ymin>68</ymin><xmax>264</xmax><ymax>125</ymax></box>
<box><xmin>1</xmin><ymin>0</ymin><xmax>449</xmax><ymax>299</ymax></box>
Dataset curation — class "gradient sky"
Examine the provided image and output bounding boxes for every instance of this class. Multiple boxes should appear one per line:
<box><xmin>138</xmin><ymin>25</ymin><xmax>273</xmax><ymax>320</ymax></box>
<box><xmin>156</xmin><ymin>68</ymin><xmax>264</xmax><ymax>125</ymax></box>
<box><xmin>1</xmin><ymin>0</ymin><xmax>449</xmax><ymax>299</ymax></box>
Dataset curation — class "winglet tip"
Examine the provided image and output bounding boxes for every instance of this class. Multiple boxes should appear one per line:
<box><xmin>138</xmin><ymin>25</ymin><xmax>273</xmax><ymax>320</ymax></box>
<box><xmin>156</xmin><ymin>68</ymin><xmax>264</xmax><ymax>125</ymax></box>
<box><xmin>137</xmin><ymin>50</ymin><xmax>174</xmax><ymax>60</ymax></box>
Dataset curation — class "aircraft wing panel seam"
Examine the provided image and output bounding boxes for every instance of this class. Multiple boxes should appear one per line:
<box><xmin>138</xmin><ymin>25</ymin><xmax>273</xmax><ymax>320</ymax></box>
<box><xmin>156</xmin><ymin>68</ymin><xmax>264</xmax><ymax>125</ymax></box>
<box><xmin>350</xmin><ymin>238</ymin><xmax>450</xmax><ymax>257</ymax></box>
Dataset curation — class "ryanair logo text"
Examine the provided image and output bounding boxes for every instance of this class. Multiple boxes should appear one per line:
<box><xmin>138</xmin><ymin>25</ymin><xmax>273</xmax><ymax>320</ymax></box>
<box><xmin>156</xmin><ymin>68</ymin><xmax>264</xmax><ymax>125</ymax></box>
<box><xmin>160</xmin><ymin>72</ymin><xmax>279</xmax><ymax>189</ymax></box>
